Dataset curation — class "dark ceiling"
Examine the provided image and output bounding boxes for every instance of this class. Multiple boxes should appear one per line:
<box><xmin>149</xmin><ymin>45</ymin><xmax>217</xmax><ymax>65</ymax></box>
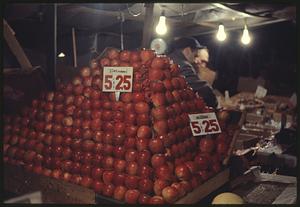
<box><xmin>4</xmin><ymin>3</ymin><xmax>296</xmax><ymax>37</ymax></box>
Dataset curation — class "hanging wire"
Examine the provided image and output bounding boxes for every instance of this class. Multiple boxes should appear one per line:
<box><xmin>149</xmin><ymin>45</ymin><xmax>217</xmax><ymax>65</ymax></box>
<box><xmin>127</xmin><ymin>3</ymin><xmax>143</xmax><ymax>17</ymax></box>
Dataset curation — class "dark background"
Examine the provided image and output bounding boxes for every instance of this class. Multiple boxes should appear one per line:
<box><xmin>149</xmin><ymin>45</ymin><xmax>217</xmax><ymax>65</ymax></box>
<box><xmin>4</xmin><ymin>19</ymin><xmax>296</xmax><ymax>97</ymax></box>
<box><xmin>196</xmin><ymin>21</ymin><xmax>297</xmax><ymax>96</ymax></box>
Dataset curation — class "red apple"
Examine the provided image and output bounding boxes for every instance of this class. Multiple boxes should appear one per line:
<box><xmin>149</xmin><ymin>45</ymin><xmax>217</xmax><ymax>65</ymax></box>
<box><xmin>198</xmin><ymin>170</ymin><xmax>209</xmax><ymax>181</ymax></box>
<box><xmin>80</xmin><ymin>176</ymin><xmax>93</xmax><ymax>188</ymax></box>
<box><xmin>124</xmin><ymin>137</ymin><xmax>136</xmax><ymax>149</ymax></box>
<box><xmin>137</xmin><ymin>125</ymin><xmax>152</xmax><ymax>139</ymax></box>
<box><xmin>134</xmin><ymin>102</ymin><xmax>149</xmax><ymax>114</ymax></box>
<box><xmin>102</xmin><ymin>156</ymin><xmax>114</xmax><ymax>169</ymax></box>
<box><xmin>151</xmin><ymin>154</ymin><xmax>166</xmax><ymax>168</ymax></box>
<box><xmin>184</xmin><ymin>161</ymin><xmax>199</xmax><ymax>175</ymax></box>
<box><xmin>113</xmin><ymin>185</ymin><xmax>127</xmax><ymax>201</ymax></box>
<box><xmin>113</xmin><ymin>159</ymin><xmax>126</xmax><ymax>173</ymax></box>
<box><xmin>125</xmin><ymin>149</ymin><xmax>138</xmax><ymax>162</ymax></box>
<box><xmin>149</xmin><ymin>196</ymin><xmax>165</xmax><ymax>204</ymax></box>
<box><xmin>138</xmin><ymin>178</ymin><xmax>153</xmax><ymax>194</ymax></box>
<box><xmin>149</xmin><ymin>138</ymin><xmax>164</xmax><ymax>154</ymax></box>
<box><xmin>136</xmin><ymin>114</ymin><xmax>150</xmax><ymax>126</ymax></box>
<box><xmin>103</xmin><ymin>170</ymin><xmax>115</xmax><ymax>185</ymax></box>
<box><xmin>113</xmin><ymin>173</ymin><xmax>126</xmax><ymax>186</ymax></box>
<box><xmin>162</xmin><ymin>186</ymin><xmax>179</xmax><ymax>203</ymax></box>
<box><xmin>138</xmin><ymin>194</ymin><xmax>151</xmax><ymax>204</ymax></box>
<box><xmin>153</xmin><ymin>179</ymin><xmax>169</xmax><ymax>196</ymax></box>
<box><xmin>113</xmin><ymin>146</ymin><xmax>126</xmax><ymax>159</ymax></box>
<box><xmin>125</xmin><ymin>189</ymin><xmax>140</xmax><ymax>204</ymax></box>
<box><xmin>171</xmin><ymin>182</ymin><xmax>186</xmax><ymax>198</ymax></box>
<box><xmin>137</xmin><ymin>165</ymin><xmax>153</xmax><ymax>179</ymax></box>
<box><xmin>126</xmin><ymin>161</ymin><xmax>138</xmax><ymax>175</ymax></box>
<box><xmin>194</xmin><ymin>154</ymin><xmax>209</xmax><ymax>170</ymax></box>
<box><xmin>179</xmin><ymin>181</ymin><xmax>193</xmax><ymax>193</ymax></box>
<box><xmin>137</xmin><ymin>150</ymin><xmax>151</xmax><ymax>165</ymax></box>
<box><xmin>149</xmin><ymin>68</ymin><xmax>164</xmax><ymax>81</ymax></box>
<box><xmin>136</xmin><ymin>138</ymin><xmax>149</xmax><ymax>152</ymax></box>
<box><xmin>151</xmin><ymin>107</ymin><xmax>168</xmax><ymax>121</ymax></box>
<box><xmin>199</xmin><ymin>137</ymin><xmax>215</xmax><ymax>153</ymax></box>
<box><xmin>151</xmin><ymin>93</ymin><xmax>166</xmax><ymax>107</ymax></box>
<box><xmin>150</xmin><ymin>81</ymin><xmax>165</xmax><ymax>93</ymax></box>
<box><xmin>155</xmin><ymin>165</ymin><xmax>173</xmax><ymax>181</ymax></box>
<box><xmin>51</xmin><ymin>169</ymin><xmax>62</xmax><ymax>179</ymax></box>
<box><xmin>175</xmin><ymin>164</ymin><xmax>192</xmax><ymax>181</ymax></box>
<box><xmin>153</xmin><ymin>120</ymin><xmax>168</xmax><ymax>135</ymax></box>
<box><xmin>80</xmin><ymin>164</ymin><xmax>91</xmax><ymax>176</ymax></box>
<box><xmin>93</xmin><ymin>180</ymin><xmax>104</xmax><ymax>194</ymax></box>
<box><xmin>125</xmin><ymin>125</ymin><xmax>138</xmax><ymax>137</ymax></box>
<box><xmin>124</xmin><ymin>175</ymin><xmax>139</xmax><ymax>189</ymax></box>
<box><xmin>125</xmin><ymin>113</ymin><xmax>136</xmax><ymax>124</ymax></box>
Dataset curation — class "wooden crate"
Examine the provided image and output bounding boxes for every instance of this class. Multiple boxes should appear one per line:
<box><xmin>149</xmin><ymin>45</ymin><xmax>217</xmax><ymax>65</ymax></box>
<box><xmin>175</xmin><ymin>168</ymin><xmax>230</xmax><ymax>204</ymax></box>
<box><xmin>4</xmin><ymin>164</ymin><xmax>96</xmax><ymax>204</ymax></box>
<box><xmin>4</xmin><ymin>163</ymin><xmax>229</xmax><ymax>204</ymax></box>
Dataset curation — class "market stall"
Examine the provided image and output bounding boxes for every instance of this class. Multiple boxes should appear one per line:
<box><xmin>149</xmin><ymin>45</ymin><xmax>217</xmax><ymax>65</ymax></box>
<box><xmin>3</xmin><ymin>3</ymin><xmax>297</xmax><ymax>204</ymax></box>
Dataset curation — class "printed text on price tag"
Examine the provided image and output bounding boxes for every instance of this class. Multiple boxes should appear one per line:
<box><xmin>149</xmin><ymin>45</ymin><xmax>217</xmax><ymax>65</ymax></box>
<box><xmin>102</xmin><ymin>67</ymin><xmax>133</xmax><ymax>92</ymax></box>
<box><xmin>188</xmin><ymin>112</ymin><xmax>222</xmax><ymax>136</ymax></box>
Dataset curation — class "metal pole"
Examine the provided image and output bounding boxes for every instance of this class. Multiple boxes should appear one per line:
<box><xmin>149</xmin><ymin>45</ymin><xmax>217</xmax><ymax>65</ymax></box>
<box><xmin>141</xmin><ymin>3</ymin><xmax>154</xmax><ymax>48</ymax></box>
<box><xmin>72</xmin><ymin>27</ymin><xmax>77</xmax><ymax>68</ymax></box>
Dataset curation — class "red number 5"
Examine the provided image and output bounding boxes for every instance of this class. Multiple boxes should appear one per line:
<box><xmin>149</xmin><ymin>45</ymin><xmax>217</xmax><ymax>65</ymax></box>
<box><xmin>191</xmin><ymin>121</ymin><xmax>201</xmax><ymax>134</ymax></box>
<box><xmin>209</xmin><ymin>119</ymin><xmax>220</xmax><ymax>131</ymax></box>
<box><xmin>104</xmin><ymin>75</ymin><xmax>113</xmax><ymax>90</ymax></box>
<box><xmin>123</xmin><ymin>75</ymin><xmax>131</xmax><ymax>90</ymax></box>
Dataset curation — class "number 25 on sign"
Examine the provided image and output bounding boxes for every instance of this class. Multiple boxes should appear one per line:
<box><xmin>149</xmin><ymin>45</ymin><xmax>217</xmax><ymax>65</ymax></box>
<box><xmin>102</xmin><ymin>67</ymin><xmax>133</xmax><ymax>92</ymax></box>
<box><xmin>188</xmin><ymin>112</ymin><xmax>221</xmax><ymax>136</ymax></box>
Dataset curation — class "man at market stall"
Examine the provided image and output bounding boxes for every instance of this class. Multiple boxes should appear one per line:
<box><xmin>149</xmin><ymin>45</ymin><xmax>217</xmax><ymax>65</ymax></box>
<box><xmin>194</xmin><ymin>47</ymin><xmax>217</xmax><ymax>87</ymax></box>
<box><xmin>168</xmin><ymin>37</ymin><xmax>218</xmax><ymax>108</ymax></box>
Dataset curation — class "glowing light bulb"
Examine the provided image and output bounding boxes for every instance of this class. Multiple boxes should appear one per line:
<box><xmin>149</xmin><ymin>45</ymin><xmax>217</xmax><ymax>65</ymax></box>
<box><xmin>156</xmin><ymin>13</ymin><xmax>167</xmax><ymax>35</ymax></box>
<box><xmin>58</xmin><ymin>52</ymin><xmax>65</xmax><ymax>58</ymax></box>
<box><xmin>216</xmin><ymin>24</ymin><xmax>227</xmax><ymax>41</ymax></box>
<box><xmin>241</xmin><ymin>25</ymin><xmax>251</xmax><ymax>45</ymax></box>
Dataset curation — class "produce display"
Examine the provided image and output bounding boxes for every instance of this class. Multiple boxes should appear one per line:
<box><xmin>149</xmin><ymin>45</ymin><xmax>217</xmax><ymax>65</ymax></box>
<box><xmin>3</xmin><ymin>48</ymin><xmax>234</xmax><ymax>204</ymax></box>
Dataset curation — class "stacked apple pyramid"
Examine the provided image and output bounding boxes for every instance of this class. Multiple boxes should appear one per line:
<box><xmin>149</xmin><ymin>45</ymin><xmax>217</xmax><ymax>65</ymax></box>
<box><xmin>3</xmin><ymin>49</ymin><xmax>231</xmax><ymax>204</ymax></box>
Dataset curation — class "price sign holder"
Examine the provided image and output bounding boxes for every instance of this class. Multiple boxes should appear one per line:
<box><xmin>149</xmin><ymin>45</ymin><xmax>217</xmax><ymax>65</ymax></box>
<box><xmin>102</xmin><ymin>67</ymin><xmax>133</xmax><ymax>101</ymax></box>
<box><xmin>188</xmin><ymin>112</ymin><xmax>221</xmax><ymax>136</ymax></box>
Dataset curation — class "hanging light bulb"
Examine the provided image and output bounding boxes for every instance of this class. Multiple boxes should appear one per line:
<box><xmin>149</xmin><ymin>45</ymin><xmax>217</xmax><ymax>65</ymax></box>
<box><xmin>216</xmin><ymin>23</ymin><xmax>227</xmax><ymax>41</ymax></box>
<box><xmin>241</xmin><ymin>24</ymin><xmax>251</xmax><ymax>45</ymax></box>
<box><xmin>156</xmin><ymin>10</ymin><xmax>167</xmax><ymax>35</ymax></box>
<box><xmin>58</xmin><ymin>52</ymin><xmax>65</xmax><ymax>58</ymax></box>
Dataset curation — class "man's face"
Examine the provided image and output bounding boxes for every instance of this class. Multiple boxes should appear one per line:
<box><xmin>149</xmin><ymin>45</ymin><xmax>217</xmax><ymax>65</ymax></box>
<box><xmin>195</xmin><ymin>49</ymin><xmax>209</xmax><ymax>68</ymax></box>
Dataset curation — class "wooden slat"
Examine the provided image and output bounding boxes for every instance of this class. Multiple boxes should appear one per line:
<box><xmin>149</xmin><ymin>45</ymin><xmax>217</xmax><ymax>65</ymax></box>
<box><xmin>175</xmin><ymin>168</ymin><xmax>230</xmax><ymax>204</ymax></box>
<box><xmin>3</xmin><ymin>19</ymin><xmax>33</xmax><ymax>71</ymax></box>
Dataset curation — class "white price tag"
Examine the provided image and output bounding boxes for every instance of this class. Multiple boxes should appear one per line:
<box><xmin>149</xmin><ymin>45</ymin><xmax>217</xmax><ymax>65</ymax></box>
<box><xmin>255</xmin><ymin>85</ymin><xmax>267</xmax><ymax>98</ymax></box>
<box><xmin>102</xmin><ymin>67</ymin><xmax>133</xmax><ymax>92</ymax></box>
<box><xmin>188</xmin><ymin>112</ymin><xmax>222</xmax><ymax>136</ymax></box>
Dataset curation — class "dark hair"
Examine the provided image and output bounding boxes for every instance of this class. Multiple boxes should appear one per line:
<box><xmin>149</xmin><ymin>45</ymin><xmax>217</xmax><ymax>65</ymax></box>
<box><xmin>169</xmin><ymin>37</ymin><xmax>206</xmax><ymax>53</ymax></box>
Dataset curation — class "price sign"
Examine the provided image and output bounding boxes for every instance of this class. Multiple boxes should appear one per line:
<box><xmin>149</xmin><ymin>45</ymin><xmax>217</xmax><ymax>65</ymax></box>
<box><xmin>188</xmin><ymin>112</ymin><xmax>221</xmax><ymax>136</ymax></box>
<box><xmin>102</xmin><ymin>67</ymin><xmax>133</xmax><ymax>92</ymax></box>
<box><xmin>255</xmin><ymin>85</ymin><xmax>267</xmax><ymax>99</ymax></box>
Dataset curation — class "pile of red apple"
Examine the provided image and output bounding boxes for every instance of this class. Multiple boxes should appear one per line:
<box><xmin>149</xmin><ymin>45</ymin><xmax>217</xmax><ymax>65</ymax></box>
<box><xmin>3</xmin><ymin>48</ymin><xmax>232</xmax><ymax>204</ymax></box>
